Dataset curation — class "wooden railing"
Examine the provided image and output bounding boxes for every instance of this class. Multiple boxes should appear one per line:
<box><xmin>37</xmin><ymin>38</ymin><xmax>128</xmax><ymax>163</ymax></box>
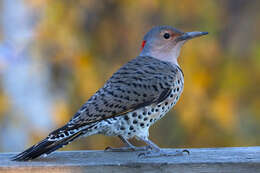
<box><xmin>1</xmin><ymin>147</ymin><xmax>260</xmax><ymax>172</ymax></box>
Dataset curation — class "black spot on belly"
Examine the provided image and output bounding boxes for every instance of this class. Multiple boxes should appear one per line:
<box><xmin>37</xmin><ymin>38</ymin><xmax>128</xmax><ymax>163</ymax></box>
<box><xmin>150</xmin><ymin>119</ymin><xmax>153</xmax><ymax>122</ymax></box>
<box><xmin>144</xmin><ymin>117</ymin><xmax>148</xmax><ymax>121</ymax></box>
<box><xmin>120</xmin><ymin>127</ymin><xmax>125</xmax><ymax>130</ymax></box>
<box><xmin>133</xmin><ymin>120</ymin><xmax>138</xmax><ymax>124</ymax></box>
<box><xmin>124</xmin><ymin>116</ymin><xmax>129</xmax><ymax>121</ymax></box>
<box><xmin>138</xmin><ymin>115</ymin><xmax>142</xmax><ymax>119</ymax></box>
<box><xmin>129</xmin><ymin>126</ymin><xmax>134</xmax><ymax>130</ymax></box>
<box><xmin>140</xmin><ymin>123</ymin><xmax>144</xmax><ymax>127</ymax></box>
<box><xmin>132</xmin><ymin>112</ymin><xmax>137</xmax><ymax>117</ymax></box>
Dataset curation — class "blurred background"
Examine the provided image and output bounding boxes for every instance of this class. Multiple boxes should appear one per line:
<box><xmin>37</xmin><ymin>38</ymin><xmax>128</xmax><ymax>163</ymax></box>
<box><xmin>0</xmin><ymin>0</ymin><xmax>260</xmax><ymax>152</ymax></box>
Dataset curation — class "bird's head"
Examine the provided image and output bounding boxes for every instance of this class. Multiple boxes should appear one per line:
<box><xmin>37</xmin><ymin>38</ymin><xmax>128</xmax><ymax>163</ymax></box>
<box><xmin>140</xmin><ymin>25</ymin><xmax>208</xmax><ymax>66</ymax></box>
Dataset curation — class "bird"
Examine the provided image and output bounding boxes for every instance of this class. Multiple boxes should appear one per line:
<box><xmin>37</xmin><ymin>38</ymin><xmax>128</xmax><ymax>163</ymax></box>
<box><xmin>11</xmin><ymin>25</ymin><xmax>208</xmax><ymax>161</ymax></box>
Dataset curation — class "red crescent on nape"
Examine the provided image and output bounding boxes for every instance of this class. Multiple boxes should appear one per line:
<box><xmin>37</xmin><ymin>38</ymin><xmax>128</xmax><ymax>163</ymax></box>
<box><xmin>141</xmin><ymin>40</ymin><xmax>146</xmax><ymax>50</ymax></box>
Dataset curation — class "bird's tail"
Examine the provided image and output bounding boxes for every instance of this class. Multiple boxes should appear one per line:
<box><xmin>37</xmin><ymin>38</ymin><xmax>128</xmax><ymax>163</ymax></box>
<box><xmin>11</xmin><ymin>123</ymin><xmax>94</xmax><ymax>161</ymax></box>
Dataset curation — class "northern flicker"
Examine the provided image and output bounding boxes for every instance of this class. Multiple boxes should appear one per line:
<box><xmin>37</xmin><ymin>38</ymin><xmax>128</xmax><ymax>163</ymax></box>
<box><xmin>12</xmin><ymin>25</ymin><xmax>208</xmax><ymax>161</ymax></box>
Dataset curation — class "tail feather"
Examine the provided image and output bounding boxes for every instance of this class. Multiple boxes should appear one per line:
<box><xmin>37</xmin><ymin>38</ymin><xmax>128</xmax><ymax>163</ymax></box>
<box><xmin>11</xmin><ymin>124</ymin><xmax>92</xmax><ymax>161</ymax></box>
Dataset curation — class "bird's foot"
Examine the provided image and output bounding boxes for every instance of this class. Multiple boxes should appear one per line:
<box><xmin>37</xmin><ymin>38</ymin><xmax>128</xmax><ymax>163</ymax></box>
<box><xmin>105</xmin><ymin>145</ymin><xmax>151</xmax><ymax>152</ymax></box>
<box><xmin>138</xmin><ymin>149</ymin><xmax>190</xmax><ymax>158</ymax></box>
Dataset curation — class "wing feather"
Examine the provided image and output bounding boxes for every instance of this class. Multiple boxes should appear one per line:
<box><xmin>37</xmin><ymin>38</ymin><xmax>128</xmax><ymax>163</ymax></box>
<box><xmin>69</xmin><ymin>56</ymin><xmax>182</xmax><ymax>127</ymax></box>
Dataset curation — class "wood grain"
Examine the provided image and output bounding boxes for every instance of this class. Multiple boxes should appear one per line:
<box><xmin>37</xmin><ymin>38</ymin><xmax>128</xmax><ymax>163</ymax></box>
<box><xmin>1</xmin><ymin>147</ymin><xmax>260</xmax><ymax>173</ymax></box>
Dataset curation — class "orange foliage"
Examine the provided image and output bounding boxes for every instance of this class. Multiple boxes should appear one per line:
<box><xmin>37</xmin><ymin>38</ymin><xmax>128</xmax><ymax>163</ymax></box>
<box><xmin>1</xmin><ymin>0</ymin><xmax>260</xmax><ymax>151</ymax></box>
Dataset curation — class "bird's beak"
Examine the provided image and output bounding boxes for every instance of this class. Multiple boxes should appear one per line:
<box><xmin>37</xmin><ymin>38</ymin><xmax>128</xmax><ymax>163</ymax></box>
<box><xmin>176</xmin><ymin>31</ymin><xmax>208</xmax><ymax>42</ymax></box>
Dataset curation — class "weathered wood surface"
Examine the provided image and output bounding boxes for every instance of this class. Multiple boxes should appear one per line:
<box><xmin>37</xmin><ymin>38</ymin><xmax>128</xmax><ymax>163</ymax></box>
<box><xmin>1</xmin><ymin>147</ymin><xmax>260</xmax><ymax>173</ymax></box>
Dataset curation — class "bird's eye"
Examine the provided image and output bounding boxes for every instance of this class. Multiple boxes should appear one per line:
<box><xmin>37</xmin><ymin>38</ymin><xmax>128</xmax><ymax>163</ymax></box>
<box><xmin>163</xmin><ymin>33</ymin><xmax>171</xmax><ymax>39</ymax></box>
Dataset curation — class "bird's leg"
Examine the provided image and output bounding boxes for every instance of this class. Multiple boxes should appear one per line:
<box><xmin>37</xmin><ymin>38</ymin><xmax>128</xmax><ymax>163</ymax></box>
<box><xmin>105</xmin><ymin>135</ymin><xmax>150</xmax><ymax>152</ymax></box>
<box><xmin>137</xmin><ymin>138</ymin><xmax>189</xmax><ymax>158</ymax></box>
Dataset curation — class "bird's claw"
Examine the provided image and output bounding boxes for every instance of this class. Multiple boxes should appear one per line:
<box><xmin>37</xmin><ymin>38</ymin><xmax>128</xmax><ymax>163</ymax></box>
<box><xmin>182</xmin><ymin>149</ymin><xmax>190</xmax><ymax>155</ymax></box>
<box><xmin>104</xmin><ymin>146</ymin><xmax>113</xmax><ymax>151</ymax></box>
